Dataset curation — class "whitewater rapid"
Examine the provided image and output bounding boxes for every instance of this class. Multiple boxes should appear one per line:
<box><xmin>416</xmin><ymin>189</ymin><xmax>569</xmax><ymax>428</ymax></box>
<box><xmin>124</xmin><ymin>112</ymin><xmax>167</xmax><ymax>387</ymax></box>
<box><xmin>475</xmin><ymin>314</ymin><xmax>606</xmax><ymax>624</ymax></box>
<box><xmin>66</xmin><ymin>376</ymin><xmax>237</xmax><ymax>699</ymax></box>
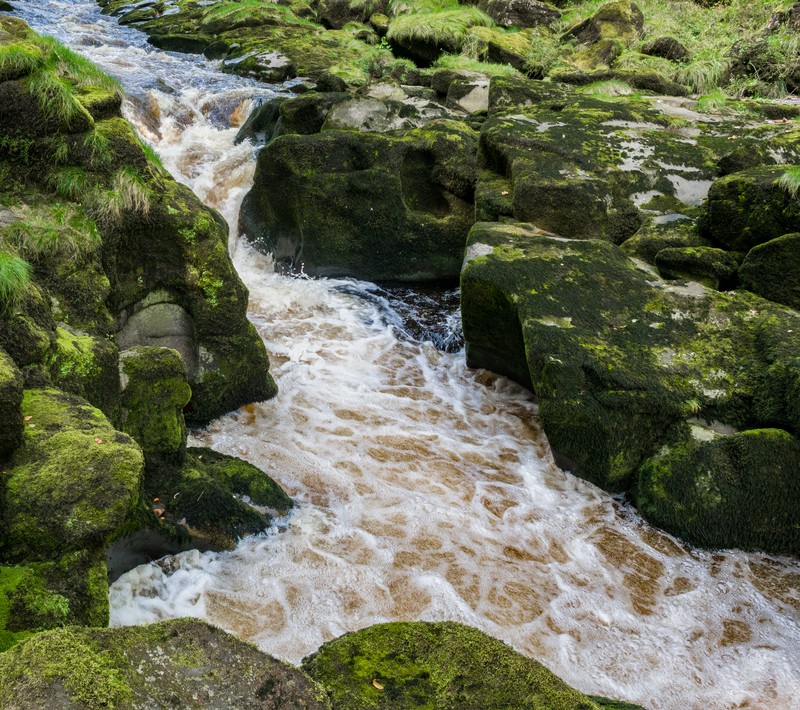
<box><xmin>11</xmin><ymin>2</ymin><xmax>800</xmax><ymax>708</ymax></box>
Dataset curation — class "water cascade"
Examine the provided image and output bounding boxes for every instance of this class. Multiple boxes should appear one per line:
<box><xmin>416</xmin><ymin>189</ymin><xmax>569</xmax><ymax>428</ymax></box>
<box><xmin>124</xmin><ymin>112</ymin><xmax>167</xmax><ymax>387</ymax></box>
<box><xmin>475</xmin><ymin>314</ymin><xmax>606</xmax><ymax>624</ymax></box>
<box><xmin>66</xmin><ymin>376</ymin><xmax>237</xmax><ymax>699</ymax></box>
<box><xmin>12</xmin><ymin>2</ymin><xmax>800</xmax><ymax>707</ymax></box>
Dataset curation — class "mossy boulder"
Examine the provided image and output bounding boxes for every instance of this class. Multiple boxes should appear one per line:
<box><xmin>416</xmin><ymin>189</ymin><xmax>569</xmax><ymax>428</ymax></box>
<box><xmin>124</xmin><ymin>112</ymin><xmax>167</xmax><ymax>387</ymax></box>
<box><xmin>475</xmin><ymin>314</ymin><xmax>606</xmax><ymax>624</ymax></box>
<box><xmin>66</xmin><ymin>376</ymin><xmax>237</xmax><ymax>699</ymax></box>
<box><xmin>562</xmin><ymin>1</ymin><xmax>644</xmax><ymax>46</ymax></box>
<box><xmin>479</xmin><ymin>0</ymin><xmax>561</xmax><ymax>28</ymax></box>
<box><xmin>1</xmin><ymin>389</ymin><xmax>143</xmax><ymax>561</ymax></box>
<box><xmin>700</xmin><ymin>166</ymin><xmax>800</xmax><ymax>252</ymax></box>
<box><xmin>654</xmin><ymin>246</ymin><xmax>739</xmax><ymax>290</ymax></box>
<box><xmin>303</xmin><ymin>621</ymin><xmax>600</xmax><ymax>709</ymax></box>
<box><xmin>739</xmin><ymin>232</ymin><xmax>800</xmax><ymax>309</ymax></box>
<box><xmin>637</xmin><ymin>428</ymin><xmax>800</xmax><ymax>553</ymax></box>
<box><xmin>641</xmin><ymin>36</ymin><xmax>689</xmax><ymax>62</ymax></box>
<box><xmin>0</xmin><ymin>347</ymin><xmax>23</xmax><ymax>458</ymax></box>
<box><xmin>620</xmin><ymin>218</ymin><xmax>709</xmax><ymax>263</ymax></box>
<box><xmin>0</xmin><ymin>619</ymin><xmax>331</xmax><ymax>709</ymax></box>
<box><xmin>240</xmin><ymin>120</ymin><xmax>477</xmax><ymax>281</ymax></box>
<box><xmin>461</xmin><ymin>221</ymin><xmax>800</xmax><ymax>552</ymax></box>
<box><xmin>119</xmin><ymin>346</ymin><xmax>192</xmax><ymax>466</ymax></box>
<box><xmin>478</xmin><ymin>78</ymin><xmax>800</xmax><ymax>245</ymax></box>
<box><xmin>0</xmin><ymin>19</ymin><xmax>277</xmax><ymax>424</ymax></box>
<box><xmin>0</xmin><ymin>551</ymin><xmax>110</xmax><ymax>652</ymax></box>
<box><xmin>137</xmin><ymin>447</ymin><xmax>293</xmax><ymax>551</ymax></box>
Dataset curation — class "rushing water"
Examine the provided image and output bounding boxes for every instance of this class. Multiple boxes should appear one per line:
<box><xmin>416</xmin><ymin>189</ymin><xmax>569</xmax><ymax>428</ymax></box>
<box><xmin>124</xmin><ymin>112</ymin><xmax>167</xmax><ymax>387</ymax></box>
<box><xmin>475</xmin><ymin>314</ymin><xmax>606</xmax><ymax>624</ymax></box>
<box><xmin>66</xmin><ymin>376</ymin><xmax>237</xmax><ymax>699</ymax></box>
<box><xmin>11</xmin><ymin>2</ymin><xmax>800</xmax><ymax>707</ymax></box>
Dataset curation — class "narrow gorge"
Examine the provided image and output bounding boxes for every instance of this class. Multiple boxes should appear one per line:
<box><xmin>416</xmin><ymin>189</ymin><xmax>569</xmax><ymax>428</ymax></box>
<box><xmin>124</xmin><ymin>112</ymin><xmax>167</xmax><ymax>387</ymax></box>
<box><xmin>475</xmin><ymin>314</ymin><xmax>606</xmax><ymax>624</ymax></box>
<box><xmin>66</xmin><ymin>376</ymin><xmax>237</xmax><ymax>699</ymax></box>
<box><xmin>1</xmin><ymin>0</ymin><xmax>799</xmax><ymax>708</ymax></box>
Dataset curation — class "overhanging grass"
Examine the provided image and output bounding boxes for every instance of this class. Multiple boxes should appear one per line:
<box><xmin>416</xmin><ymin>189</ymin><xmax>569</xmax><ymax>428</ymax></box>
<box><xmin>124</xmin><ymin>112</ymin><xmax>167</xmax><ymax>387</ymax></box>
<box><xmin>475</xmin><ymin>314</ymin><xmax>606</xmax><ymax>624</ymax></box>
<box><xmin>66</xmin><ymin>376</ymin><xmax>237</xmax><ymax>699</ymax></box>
<box><xmin>387</xmin><ymin>7</ymin><xmax>493</xmax><ymax>51</ymax></box>
<box><xmin>0</xmin><ymin>251</ymin><xmax>31</xmax><ymax>312</ymax></box>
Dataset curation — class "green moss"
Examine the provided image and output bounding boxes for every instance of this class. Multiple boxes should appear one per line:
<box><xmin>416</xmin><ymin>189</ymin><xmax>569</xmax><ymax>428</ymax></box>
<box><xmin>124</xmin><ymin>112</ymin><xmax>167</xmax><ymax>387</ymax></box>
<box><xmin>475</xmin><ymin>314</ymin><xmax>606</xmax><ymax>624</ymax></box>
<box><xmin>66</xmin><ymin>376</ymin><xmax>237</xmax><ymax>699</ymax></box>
<box><xmin>739</xmin><ymin>233</ymin><xmax>800</xmax><ymax>310</ymax></box>
<box><xmin>303</xmin><ymin>621</ymin><xmax>600</xmax><ymax>709</ymax></box>
<box><xmin>120</xmin><ymin>346</ymin><xmax>191</xmax><ymax>465</ymax></box>
<box><xmin>637</xmin><ymin>428</ymin><xmax>800</xmax><ymax>553</ymax></box>
<box><xmin>3</xmin><ymin>389</ymin><xmax>143</xmax><ymax>560</ymax></box>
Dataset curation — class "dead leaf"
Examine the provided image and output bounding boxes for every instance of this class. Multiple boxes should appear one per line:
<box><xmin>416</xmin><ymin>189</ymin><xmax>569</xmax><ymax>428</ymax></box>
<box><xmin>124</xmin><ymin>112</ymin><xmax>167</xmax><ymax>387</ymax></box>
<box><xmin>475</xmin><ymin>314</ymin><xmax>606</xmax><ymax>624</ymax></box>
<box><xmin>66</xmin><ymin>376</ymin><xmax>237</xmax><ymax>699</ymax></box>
<box><xmin>372</xmin><ymin>680</ymin><xmax>384</xmax><ymax>691</ymax></box>
<box><xmin>94</xmin><ymin>438</ymin><xmax>104</xmax><ymax>444</ymax></box>
<box><xmin>23</xmin><ymin>416</ymin><xmax>32</xmax><ymax>421</ymax></box>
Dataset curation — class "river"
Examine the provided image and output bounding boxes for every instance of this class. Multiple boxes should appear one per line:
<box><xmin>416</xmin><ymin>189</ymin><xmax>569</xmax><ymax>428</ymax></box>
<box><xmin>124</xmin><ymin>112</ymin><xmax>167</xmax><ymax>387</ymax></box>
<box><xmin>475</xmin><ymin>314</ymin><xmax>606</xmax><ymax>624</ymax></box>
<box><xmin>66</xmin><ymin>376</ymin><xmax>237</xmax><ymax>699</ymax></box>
<box><xmin>10</xmin><ymin>2</ymin><xmax>800</xmax><ymax>707</ymax></box>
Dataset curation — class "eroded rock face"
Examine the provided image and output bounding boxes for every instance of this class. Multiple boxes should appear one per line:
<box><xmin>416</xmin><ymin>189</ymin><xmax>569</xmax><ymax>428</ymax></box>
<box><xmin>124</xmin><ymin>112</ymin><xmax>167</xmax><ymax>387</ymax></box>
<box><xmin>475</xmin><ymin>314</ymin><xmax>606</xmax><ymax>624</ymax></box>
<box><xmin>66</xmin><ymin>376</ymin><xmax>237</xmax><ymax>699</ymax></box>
<box><xmin>460</xmin><ymin>221</ymin><xmax>800</xmax><ymax>554</ymax></box>
<box><xmin>302</xmin><ymin>621</ymin><xmax>607</xmax><ymax>709</ymax></box>
<box><xmin>0</xmin><ymin>348</ymin><xmax>23</xmax><ymax>458</ymax></box>
<box><xmin>240</xmin><ymin>119</ymin><xmax>478</xmax><ymax>281</ymax></box>
<box><xmin>0</xmin><ymin>619</ymin><xmax>332</xmax><ymax>709</ymax></box>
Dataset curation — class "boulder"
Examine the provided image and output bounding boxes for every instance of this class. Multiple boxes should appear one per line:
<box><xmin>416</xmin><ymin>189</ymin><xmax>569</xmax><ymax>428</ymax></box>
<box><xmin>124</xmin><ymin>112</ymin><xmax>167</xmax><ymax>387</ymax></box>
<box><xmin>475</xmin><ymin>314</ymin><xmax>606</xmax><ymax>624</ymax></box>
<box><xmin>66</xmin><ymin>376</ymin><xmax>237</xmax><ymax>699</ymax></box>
<box><xmin>0</xmin><ymin>347</ymin><xmax>22</xmax><ymax>458</ymax></box>
<box><xmin>739</xmin><ymin>233</ymin><xmax>800</xmax><ymax>309</ymax></box>
<box><xmin>303</xmin><ymin>621</ymin><xmax>601</xmax><ymax>709</ymax></box>
<box><xmin>654</xmin><ymin>246</ymin><xmax>739</xmax><ymax>289</ymax></box>
<box><xmin>479</xmin><ymin>0</ymin><xmax>561</xmax><ymax>28</ymax></box>
<box><xmin>700</xmin><ymin>166</ymin><xmax>800</xmax><ymax>252</ymax></box>
<box><xmin>562</xmin><ymin>1</ymin><xmax>644</xmax><ymax>46</ymax></box>
<box><xmin>641</xmin><ymin>36</ymin><xmax>689</xmax><ymax>62</ymax></box>
<box><xmin>637</xmin><ymin>428</ymin><xmax>800</xmax><ymax>553</ymax></box>
<box><xmin>240</xmin><ymin>120</ymin><xmax>478</xmax><ymax>281</ymax></box>
<box><xmin>1</xmin><ymin>389</ymin><xmax>143</xmax><ymax>561</ymax></box>
<box><xmin>461</xmin><ymin>221</ymin><xmax>800</xmax><ymax>554</ymax></box>
<box><xmin>478</xmin><ymin>78</ymin><xmax>800</xmax><ymax>245</ymax></box>
<box><xmin>0</xmin><ymin>619</ymin><xmax>331</xmax><ymax>709</ymax></box>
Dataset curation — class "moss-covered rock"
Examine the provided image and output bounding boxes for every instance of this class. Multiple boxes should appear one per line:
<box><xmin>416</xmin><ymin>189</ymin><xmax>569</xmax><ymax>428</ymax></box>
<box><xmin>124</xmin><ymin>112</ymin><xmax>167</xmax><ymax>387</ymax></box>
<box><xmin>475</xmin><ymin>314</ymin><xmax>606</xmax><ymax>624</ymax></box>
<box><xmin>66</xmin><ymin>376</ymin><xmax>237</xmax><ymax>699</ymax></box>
<box><xmin>0</xmin><ymin>550</ymin><xmax>110</xmax><ymax>652</ymax></box>
<box><xmin>1</xmin><ymin>388</ymin><xmax>143</xmax><ymax>561</ymax></box>
<box><xmin>461</xmin><ymin>221</ymin><xmax>800</xmax><ymax>552</ymax></box>
<box><xmin>654</xmin><ymin>246</ymin><xmax>739</xmax><ymax>290</ymax></box>
<box><xmin>137</xmin><ymin>446</ymin><xmax>293</xmax><ymax>552</ymax></box>
<box><xmin>303</xmin><ymin>620</ymin><xmax>600</xmax><ymax>709</ymax></box>
<box><xmin>0</xmin><ymin>619</ymin><xmax>331</xmax><ymax>708</ymax></box>
<box><xmin>739</xmin><ymin>232</ymin><xmax>800</xmax><ymax>309</ymax></box>
<box><xmin>562</xmin><ymin>1</ymin><xmax>644</xmax><ymax>46</ymax></box>
<box><xmin>240</xmin><ymin>120</ymin><xmax>477</xmax><ymax>281</ymax></box>
<box><xmin>479</xmin><ymin>0</ymin><xmax>561</xmax><ymax>29</ymax></box>
<box><xmin>119</xmin><ymin>346</ymin><xmax>191</xmax><ymax>466</ymax></box>
<box><xmin>0</xmin><ymin>19</ymin><xmax>277</xmax><ymax>424</ymax></box>
<box><xmin>0</xmin><ymin>347</ymin><xmax>22</xmax><ymax>458</ymax></box>
<box><xmin>637</xmin><ymin>428</ymin><xmax>800</xmax><ymax>553</ymax></box>
<box><xmin>700</xmin><ymin>165</ymin><xmax>800</xmax><ymax>252</ymax></box>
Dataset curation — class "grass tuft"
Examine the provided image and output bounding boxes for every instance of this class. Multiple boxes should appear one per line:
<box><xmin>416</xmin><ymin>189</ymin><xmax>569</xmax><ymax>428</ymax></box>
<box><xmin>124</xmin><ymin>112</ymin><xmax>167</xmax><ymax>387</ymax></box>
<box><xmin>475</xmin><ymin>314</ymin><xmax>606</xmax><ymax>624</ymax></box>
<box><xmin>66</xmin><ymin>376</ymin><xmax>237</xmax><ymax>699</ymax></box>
<box><xmin>775</xmin><ymin>166</ymin><xmax>800</xmax><ymax>198</ymax></box>
<box><xmin>0</xmin><ymin>251</ymin><xmax>31</xmax><ymax>312</ymax></box>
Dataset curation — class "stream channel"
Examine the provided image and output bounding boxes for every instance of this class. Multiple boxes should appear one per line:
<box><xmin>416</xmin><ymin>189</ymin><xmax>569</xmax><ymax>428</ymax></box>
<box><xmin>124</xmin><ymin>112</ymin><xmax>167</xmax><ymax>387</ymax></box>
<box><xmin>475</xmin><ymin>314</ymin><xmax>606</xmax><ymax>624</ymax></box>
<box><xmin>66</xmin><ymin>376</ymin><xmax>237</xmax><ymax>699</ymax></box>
<box><xmin>11</xmin><ymin>1</ymin><xmax>800</xmax><ymax>707</ymax></box>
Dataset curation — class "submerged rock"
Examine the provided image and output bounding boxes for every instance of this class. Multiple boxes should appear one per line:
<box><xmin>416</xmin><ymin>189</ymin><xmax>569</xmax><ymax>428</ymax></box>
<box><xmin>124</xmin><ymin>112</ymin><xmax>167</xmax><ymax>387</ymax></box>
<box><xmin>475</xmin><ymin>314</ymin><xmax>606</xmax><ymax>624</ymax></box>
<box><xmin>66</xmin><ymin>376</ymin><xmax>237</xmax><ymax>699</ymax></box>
<box><xmin>303</xmin><ymin>620</ymin><xmax>605</xmax><ymax>709</ymax></box>
<box><xmin>0</xmin><ymin>619</ymin><xmax>331</xmax><ymax>709</ymax></box>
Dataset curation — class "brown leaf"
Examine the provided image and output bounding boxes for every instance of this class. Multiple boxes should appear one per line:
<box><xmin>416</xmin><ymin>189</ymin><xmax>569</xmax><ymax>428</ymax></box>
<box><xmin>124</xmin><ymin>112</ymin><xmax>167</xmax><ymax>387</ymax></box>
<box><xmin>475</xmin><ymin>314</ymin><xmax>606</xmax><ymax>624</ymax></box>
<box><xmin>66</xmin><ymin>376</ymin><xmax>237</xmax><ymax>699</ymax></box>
<box><xmin>23</xmin><ymin>415</ymin><xmax>32</xmax><ymax>421</ymax></box>
<box><xmin>372</xmin><ymin>680</ymin><xmax>384</xmax><ymax>690</ymax></box>
<box><xmin>94</xmin><ymin>438</ymin><xmax>104</xmax><ymax>444</ymax></box>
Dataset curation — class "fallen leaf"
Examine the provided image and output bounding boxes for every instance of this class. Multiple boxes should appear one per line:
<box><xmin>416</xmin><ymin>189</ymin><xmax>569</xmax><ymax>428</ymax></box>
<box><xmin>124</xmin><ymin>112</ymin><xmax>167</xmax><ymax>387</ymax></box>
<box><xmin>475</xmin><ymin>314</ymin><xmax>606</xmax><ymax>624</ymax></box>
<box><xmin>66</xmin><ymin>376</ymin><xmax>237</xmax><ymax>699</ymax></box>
<box><xmin>94</xmin><ymin>438</ymin><xmax>104</xmax><ymax>444</ymax></box>
<box><xmin>372</xmin><ymin>680</ymin><xmax>384</xmax><ymax>691</ymax></box>
<box><xmin>23</xmin><ymin>415</ymin><xmax>32</xmax><ymax>421</ymax></box>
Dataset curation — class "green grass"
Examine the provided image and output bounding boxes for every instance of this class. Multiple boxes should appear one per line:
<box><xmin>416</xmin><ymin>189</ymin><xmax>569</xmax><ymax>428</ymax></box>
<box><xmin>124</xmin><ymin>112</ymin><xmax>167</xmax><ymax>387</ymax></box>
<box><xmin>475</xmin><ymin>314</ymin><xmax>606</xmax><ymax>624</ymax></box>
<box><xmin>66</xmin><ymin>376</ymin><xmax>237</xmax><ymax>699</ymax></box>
<box><xmin>0</xmin><ymin>41</ymin><xmax>45</xmax><ymax>79</ymax></box>
<box><xmin>775</xmin><ymin>166</ymin><xmax>800</xmax><ymax>198</ymax></box>
<box><xmin>90</xmin><ymin>168</ymin><xmax>154</xmax><ymax>225</ymax></box>
<box><xmin>387</xmin><ymin>7</ymin><xmax>493</xmax><ymax>51</ymax></box>
<box><xmin>47</xmin><ymin>167</ymin><xmax>91</xmax><ymax>201</ymax></box>
<box><xmin>433</xmin><ymin>53</ymin><xmax>519</xmax><ymax>76</ymax></box>
<box><xmin>2</xmin><ymin>204</ymin><xmax>101</xmax><ymax>260</ymax></box>
<box><xmin>0</xmin><ymin>251</ymin><xmax>31</xmax><ymax>312</ymax></box>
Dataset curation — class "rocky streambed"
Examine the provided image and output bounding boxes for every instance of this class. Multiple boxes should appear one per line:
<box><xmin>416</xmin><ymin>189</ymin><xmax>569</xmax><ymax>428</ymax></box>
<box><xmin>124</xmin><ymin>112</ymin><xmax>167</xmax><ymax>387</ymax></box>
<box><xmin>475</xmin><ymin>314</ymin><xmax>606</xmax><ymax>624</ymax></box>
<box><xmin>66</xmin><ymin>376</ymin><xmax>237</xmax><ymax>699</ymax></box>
<box><xmin>1</xmin><ymin>0</ymin><xmax>799</xmax><ymax>708</ymax></box>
